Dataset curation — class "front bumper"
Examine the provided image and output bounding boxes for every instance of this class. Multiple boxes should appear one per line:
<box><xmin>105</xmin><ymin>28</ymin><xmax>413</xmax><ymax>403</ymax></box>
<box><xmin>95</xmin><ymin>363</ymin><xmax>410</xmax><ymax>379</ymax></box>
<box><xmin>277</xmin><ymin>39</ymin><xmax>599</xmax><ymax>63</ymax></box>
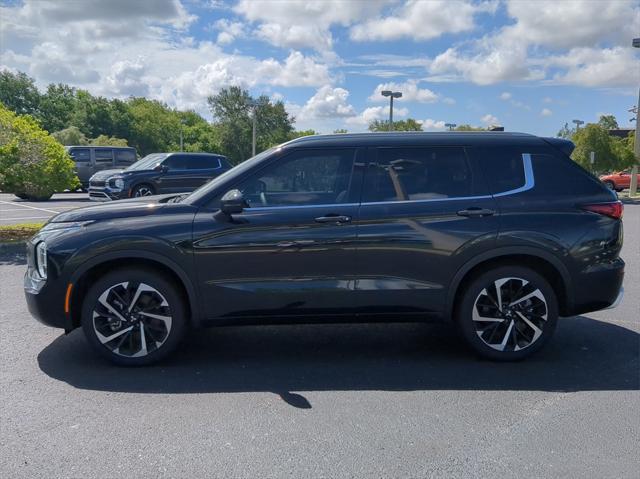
<box><xmin>88</xmin><ymin>185</ymin><xmax>126</xmax><ymax>202</ymax></box>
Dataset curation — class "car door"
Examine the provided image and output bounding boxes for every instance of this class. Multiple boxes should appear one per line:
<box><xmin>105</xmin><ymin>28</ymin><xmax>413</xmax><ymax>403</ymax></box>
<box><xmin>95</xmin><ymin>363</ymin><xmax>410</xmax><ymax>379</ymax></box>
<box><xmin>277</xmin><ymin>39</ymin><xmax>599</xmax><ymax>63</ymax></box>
<box><xmin>192</xmin><ymin>147</ymin><xmax>362</xmax><ymax>321</ymax></box>
<box><xmin>93</xmin><ymin>148</ymin><xmax>115</xmax><ymax>173</ymax></box>
<box><xmin>156</xmin><ymin>154</ymin><xmax>190</xmax><ymax>193</ymax></box>
<box><xmin>183</xmin><ymin>155</ymin><xmax>221</xmax><ymax>190</ymax></box>
<box><xmin>354</xmin><ymin>145</ymin><xmax>498</xmax><ymax>318</ymax></box>
<box><xmin>67</xmin><ymin>147</ymin><xmax>92</xmax><ymax>186</ymax></box>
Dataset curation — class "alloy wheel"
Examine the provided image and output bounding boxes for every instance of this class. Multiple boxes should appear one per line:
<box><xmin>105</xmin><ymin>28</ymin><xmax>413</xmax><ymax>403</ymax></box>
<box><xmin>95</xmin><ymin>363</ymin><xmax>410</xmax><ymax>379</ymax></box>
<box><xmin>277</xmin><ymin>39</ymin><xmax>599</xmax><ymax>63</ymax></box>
<box><xmin>92</xmin><ymin>282</ymin><xmax>172</xmax><ymax>358</ymax></box>
<box><xmin>472</xmin><ymin>277</ymin><xmax>548</xmax><ymax>352</ymax></box>
<box><xmin>134</xmin><ymin>186</ymin><xmax>153</xmax><ymax>197</ymax></box>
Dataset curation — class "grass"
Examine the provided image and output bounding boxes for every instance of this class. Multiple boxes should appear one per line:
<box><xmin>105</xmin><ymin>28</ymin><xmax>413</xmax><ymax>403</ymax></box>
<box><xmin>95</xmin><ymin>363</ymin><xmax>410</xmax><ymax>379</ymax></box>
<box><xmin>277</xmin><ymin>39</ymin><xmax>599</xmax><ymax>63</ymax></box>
<box><xmin>0</xmin><ymin>222</ymin><xmax>44</xmax><ymax>242</ymax></box>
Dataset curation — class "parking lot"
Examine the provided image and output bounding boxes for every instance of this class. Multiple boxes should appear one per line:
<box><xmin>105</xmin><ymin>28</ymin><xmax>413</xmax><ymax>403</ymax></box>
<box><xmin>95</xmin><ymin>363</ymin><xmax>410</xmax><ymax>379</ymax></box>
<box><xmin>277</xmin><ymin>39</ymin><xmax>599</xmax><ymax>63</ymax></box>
<box><xmin>0</xmin><ymin>203</ymin><xmax>638</xmax><ymax>478</ymax></box>
<box><xmin>0</xmin><ymin>193</ymin><xmax>89</xmax><ymax>225</ymax></box>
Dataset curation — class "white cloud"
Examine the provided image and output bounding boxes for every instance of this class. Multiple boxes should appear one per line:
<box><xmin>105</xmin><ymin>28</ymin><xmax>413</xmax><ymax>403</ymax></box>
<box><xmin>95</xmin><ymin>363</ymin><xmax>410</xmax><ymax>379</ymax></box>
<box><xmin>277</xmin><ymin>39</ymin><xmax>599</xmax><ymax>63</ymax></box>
<box><xmin>346</xmin><ymin>105</ymin><xmax>408</xmax><ymax>126</ymax></box>
<box><xmin>500</xmin><ymin>92</ymin><xmax>512</xmax><ymax>101</ymax></box>
<box><xmin>235</xmin><ymin>0</ymin><xmax>390</xmax><ymax>50</ymax></box>
<box><xmin>213</xmin><ymin>19</ymin><xmax>245</xmax><ymax>45</ymax></box>
<box><xmin>418</xmin><ymin>119</ymin><xmax>446</xmax><ymax>131</ymax></box>
<box><xmin>350</xmin><ymin>0</ymin><xmax>497</xmax><ymax>42</ymax></box>
<box><xmin>543</xmin><ymin>47</ymin><xmax>637</xmax><ymax>87</ymax></box>
<box><xmin>299</xmin><ymin>86</ymin><xmax>356</xmax><ymax>120</ymax></box>
<box><xmin>105</xmin><ymin>59</ymin><xmax>149</xmax><ymax>96</ymax></box>
<box><xmin>540</xmin><ymin>108</ymin><xmax>553</xmax><ymax>117</ymax></box>
<box><xmin>369</xmin><ymin>79</ymin><xmax>439</xmax><ymax>103</ymax></box>
<box><xmin>258</xmin><ymin>51</ymin><xmax>331</xmax><ymax>87</ymax></box>
<box><xmin>481</xmin><ymin>114</ymin><xmax>500</xmax><ymax>126</ymax></box>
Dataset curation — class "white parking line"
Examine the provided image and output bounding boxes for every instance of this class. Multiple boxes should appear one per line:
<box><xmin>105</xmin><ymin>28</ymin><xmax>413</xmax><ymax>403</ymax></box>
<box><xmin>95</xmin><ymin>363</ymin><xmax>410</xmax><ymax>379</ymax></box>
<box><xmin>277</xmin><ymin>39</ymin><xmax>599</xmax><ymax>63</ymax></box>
<box><xmin>0</xmin><ymin>200</ymin><xmax>60</xmax><ymax>214</ymax></box>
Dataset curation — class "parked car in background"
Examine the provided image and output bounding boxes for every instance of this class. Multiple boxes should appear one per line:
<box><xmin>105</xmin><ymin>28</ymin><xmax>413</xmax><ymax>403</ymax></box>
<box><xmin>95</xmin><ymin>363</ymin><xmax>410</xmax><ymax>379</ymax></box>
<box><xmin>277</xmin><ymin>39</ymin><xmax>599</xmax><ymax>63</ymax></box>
<box><xmin>66</xmin><ymin>146</ymin><xmax>138</xmax><ymax>190</ymax></box>
<box><xmin>600</xmin><ymin>170</ymin><xmax>632</xmax><ymax>191</ymax></box>
<box><xmin>25</xmin><ymin>132</ymin><xmax>624</xmax><ymax>366</ymax></box>
<box><xmin>88</xmin><ymin>152</ymin><xmax>230</xmax><ymax>201</ymax></box>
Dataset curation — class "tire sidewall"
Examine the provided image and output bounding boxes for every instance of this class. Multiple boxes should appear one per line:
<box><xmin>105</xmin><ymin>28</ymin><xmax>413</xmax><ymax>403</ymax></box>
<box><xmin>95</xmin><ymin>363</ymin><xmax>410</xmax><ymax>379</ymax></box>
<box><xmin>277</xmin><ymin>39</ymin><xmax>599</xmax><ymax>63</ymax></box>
<box><xmin>81</xmin><ymin>268</ymin><xmax>187</xmax><ymax>366</ymax></box>
<box><xmin>132</xmin><ymin>184</ymin><xmax>154</xmax><ymax>197</ymax></box>
<box><xmin>456</xmin><ymin>266</ymin><xmax>559</xmax><ymax>361</ymax></box>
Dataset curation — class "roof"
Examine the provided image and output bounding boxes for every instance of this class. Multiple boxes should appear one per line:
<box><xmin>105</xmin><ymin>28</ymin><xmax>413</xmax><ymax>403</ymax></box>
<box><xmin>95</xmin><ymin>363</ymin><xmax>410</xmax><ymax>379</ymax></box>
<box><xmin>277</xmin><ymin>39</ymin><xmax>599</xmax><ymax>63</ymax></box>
<box><xmin>283</xmin><ymin>131</ymin><xmax>542</xmax><ymax>149</ymax></box>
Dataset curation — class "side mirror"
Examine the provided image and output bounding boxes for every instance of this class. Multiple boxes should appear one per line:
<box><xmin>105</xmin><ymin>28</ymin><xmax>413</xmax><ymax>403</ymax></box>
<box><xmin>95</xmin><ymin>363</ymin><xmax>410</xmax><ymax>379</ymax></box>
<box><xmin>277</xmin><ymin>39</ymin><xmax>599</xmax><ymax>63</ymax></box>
<box><xmin>154</xmin><ymin>164</ymin><xmax>169</xmax><ymax>173</ymax></box>
<box><xmin>220</xmin><ymin>189</ymin><xmax>246</xmax><ymax>215</ymax></box>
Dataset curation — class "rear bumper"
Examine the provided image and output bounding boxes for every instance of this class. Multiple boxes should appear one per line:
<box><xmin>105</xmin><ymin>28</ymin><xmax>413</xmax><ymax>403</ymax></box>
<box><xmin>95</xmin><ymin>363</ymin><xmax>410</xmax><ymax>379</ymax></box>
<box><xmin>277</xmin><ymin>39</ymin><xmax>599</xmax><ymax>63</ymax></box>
<box><xmin>569</xmin><ymin>258</ymin><xmax>624</xmax><ymax>315</ymax></box>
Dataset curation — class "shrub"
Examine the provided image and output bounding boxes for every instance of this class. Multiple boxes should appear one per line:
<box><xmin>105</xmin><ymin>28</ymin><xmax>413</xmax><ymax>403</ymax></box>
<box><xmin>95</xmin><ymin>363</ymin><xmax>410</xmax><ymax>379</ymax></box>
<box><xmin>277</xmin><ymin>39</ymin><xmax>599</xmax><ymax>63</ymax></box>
<box><xmin>0</xmin><ymin>103</ymin><xmax>79</xmax><ymax>199</ymax></box>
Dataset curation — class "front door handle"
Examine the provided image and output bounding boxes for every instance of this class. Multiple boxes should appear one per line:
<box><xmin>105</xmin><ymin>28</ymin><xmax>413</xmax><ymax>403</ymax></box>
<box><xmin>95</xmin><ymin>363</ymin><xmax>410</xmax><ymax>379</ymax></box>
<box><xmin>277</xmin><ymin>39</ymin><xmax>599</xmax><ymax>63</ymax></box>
<box><xmin>315</xmin><ymin>214</ymin><xmax>352</xmax><ymax>225</ymax></box>
<box><xmin>457</xmin><ymin>207</ymin><xmax>495</xmax><ymax>217</ymax></box>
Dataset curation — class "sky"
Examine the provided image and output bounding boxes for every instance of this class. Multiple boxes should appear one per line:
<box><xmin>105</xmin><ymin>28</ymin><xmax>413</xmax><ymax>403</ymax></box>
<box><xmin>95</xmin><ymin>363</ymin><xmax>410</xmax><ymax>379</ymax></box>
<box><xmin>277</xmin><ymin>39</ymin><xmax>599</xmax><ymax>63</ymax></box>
<box><xmin>1</xmin><ymin>0</ymin><xmax>639</xmax><ymax>135</ymax></box>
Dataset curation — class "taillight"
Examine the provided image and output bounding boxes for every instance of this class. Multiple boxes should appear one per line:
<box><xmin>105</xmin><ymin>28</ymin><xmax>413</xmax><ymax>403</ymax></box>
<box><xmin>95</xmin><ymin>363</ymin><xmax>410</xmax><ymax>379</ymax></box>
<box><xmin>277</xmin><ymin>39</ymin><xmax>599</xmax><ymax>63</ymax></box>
<box><xmin>581</xmin><ymin>201</ymin><xmax>623</xmax><ymax>219</ymax></box>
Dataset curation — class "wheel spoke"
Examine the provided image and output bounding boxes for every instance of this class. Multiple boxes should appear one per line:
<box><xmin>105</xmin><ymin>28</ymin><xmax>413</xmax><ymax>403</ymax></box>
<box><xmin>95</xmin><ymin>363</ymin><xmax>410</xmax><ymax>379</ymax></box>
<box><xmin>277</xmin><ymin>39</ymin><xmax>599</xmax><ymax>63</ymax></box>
<box><xmin>132</xmin><ymin>324</ymin><xmax>148</xmax><ymax>357</ymax></box>
<box><xmin>138</xmin><ymin>311</ymin><xmax>172</xmax><ymax>328</ymax></box>
<box><xmin>95</xmin><ymin>325</ymin><xmax>133</xmax><ymax>345</ymax></box>
<box><xmin>498</xmin><ymin>320</ymin><xmax>515</xmax><ymax>351</ymax></box>
<box><xmin>515</xmin><ymin>311</ymin><xmax>543</xmax><ymax>344</ymax></box>
<box><xmin>509</xmin><ymin>288</ymin><xmax>544</xmax><ymax>307</ymax></box>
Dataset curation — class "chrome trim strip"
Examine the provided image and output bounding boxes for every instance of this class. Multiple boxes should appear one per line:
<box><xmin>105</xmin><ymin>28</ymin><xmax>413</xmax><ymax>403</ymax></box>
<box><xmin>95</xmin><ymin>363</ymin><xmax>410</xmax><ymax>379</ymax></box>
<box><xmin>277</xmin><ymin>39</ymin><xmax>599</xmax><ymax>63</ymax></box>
<box><xmin>242</xmin><ymin>153</ymin><xmax>534</xmax><ymax>211</ymax></box>
<box><xmin>493</xmin><ymin>153</ymin><xmax>534</xmax><ymax>197</ymax></box>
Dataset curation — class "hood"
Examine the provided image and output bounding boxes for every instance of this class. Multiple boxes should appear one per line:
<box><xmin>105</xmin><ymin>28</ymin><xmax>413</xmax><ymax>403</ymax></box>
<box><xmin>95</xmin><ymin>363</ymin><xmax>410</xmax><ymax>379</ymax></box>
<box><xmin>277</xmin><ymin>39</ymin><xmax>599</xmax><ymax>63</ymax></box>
<box><xmin>49</xmin><ymin>194</ymin><xmax>179</xmax><ymax>223</ymax></box>
<box><xmin>90</xmin><ymin>169</ymin><xmax>125</xmax><ymax>181</ymax></box>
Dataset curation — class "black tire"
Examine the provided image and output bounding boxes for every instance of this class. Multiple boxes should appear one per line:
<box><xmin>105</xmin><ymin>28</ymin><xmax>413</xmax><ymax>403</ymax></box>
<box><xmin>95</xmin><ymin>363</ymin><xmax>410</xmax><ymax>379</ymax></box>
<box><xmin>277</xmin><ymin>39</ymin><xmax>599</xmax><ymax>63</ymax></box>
<box><xmin>14</xmin><ymin>193</ymin><xmax>28</xmax><ymax>200</ymax></box>
<box><xmin>81</xmin><ymin>267</ymin><xmax>188</xmax><ymax>366</ymax></box>
<box><xmin>131</xmin><ymin>184</ymin><xmax>155</xmax><ymax>197</ymax></box>
<box><xmin>455</xmin><ymin>266</ymin><xmax>558</xmax><ymax>361</ymax></box>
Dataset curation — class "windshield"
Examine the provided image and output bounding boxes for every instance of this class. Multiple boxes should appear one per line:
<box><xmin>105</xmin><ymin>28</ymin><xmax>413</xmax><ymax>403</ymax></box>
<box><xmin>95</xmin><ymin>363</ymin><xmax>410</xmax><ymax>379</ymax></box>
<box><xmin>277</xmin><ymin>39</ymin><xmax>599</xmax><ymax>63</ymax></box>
<box><xmin>126</xmin><ymin>153</ymin><xmax>168</xmax><ymax>171</ymax></box>
<box><xmin>184</xmin><ymin>147</ymin><xmax>277</xmax><ymax>205</ymax></box>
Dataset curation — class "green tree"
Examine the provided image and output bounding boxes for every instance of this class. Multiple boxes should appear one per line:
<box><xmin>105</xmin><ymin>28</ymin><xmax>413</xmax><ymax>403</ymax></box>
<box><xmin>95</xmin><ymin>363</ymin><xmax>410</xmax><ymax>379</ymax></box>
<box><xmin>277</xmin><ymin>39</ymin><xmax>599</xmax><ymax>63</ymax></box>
<box><xmin>571</xmin><ymin>124</ymin><xmax>618</xmax><ymax>173</ymax></box>
<box><xmin>557</xmin><ymin>122</ymin><xmax>575</xmax><ymax>139</ymax></box>
<box><xmin>454</xmin><ymin>124</ymin><xmax>485</xmax><ymax>131</ymax></box>
<box><xmin>127</xmin><ymin>97</ymin><xmax>181</xmax><ymax>155</ymax></box>
<box><xmin>597</xmin><ymin>114</ymin><xmax>619</xmax><ymax>130</ymax></box>
<box><xmin>52</xmin><ymin>126</ymin><xmax>88</xmax><ymax>145</ymax></box>
<box><xmin>70</xmin><ymin>90</ymin><xmax>115</xmax><ymax>138</ymax></box>
<box><xmin>0</xmin><ymin>70</ymin><xmax>40</xmax><ymax>116</ymax></box>
<box><xmin>0</xmin><ymin>104</ymin><xmax>79</xmax><ymax>199</ymax></box>
<box><xmin>333</xmin><ymin>128</ymin><xmax>348</xmax><ymax>134</ymax></box>
<box><xmin>38</xmin><ymin>83</ymin><xmax>77</xmax><ymax>132</ymax></box>
<box><xmin>369</xmin><ymin>118</ymin><xmax>423</xmax><ymax>132</ymax></box>
<box><xmin>208</xmin><ymin>87</ymin><xmax>294</xmax><ymax>164</ymax></box>
<box><xmin>90</xmin><ymin>135</ymin><xmax>128</xmax><ymax>146</ymax></box>
<box><xmin>288</xmin><ymin>129</ymin><xmax>318</xmax><ymax>140</ymax></box>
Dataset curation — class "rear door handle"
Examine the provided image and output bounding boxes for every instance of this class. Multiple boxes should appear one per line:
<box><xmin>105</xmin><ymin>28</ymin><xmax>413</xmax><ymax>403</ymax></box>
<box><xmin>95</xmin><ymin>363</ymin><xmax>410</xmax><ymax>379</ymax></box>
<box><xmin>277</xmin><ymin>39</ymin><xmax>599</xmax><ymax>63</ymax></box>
<box><xmin>457</xmin><ymin>208</ymin><xmax>495</xmax><ymax>217</ymax></box>
<box><xmin>315</xmin><ymin>215</ymin><xmax>352</xmax><ymax>225</ymax></box>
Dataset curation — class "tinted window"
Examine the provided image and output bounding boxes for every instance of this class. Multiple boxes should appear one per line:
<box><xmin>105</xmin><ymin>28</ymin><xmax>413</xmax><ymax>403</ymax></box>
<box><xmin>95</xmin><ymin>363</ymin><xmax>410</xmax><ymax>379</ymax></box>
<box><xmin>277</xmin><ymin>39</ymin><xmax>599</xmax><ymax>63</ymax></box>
<box><xmin>115</xmin><ymin>149</ymin><xmax>136</xmax><ymax>166</ymax></box>
<box><xmin>186</xmin><ymin>155</ymin><xmax>220</xmax><ymax>169</ymax></box>
<box><xmin>69</xmin><ymin>148</ymin><xmax>90</xmax><ymax>162</ymax></box>
<box><xmin>475</xmin><ymin>147</ymin><xmax>526</xmax><ymax>194</ymax></box>
<box><xmin>94</xmin><ymin>148</ymin><xmax>113</xmax><ymax>163</ymax></box>
<box><xmin>163</xmin><ymin>155</ymin><xmax>187</xmax><ymax>170</ymax></box>
<box><xmin>237</xmin><ymin>149</ymin><xmax>355</xmax><ymax>207</ymax></box>
<box><xmin>532</xmin><ymin>153</ymin><xmax>605</xmax><ymax>196</ymax></box>
<box><xmin>363</xmin><ymin>147</ymin><xmax>474</xmax><ymax>202</ymax></box>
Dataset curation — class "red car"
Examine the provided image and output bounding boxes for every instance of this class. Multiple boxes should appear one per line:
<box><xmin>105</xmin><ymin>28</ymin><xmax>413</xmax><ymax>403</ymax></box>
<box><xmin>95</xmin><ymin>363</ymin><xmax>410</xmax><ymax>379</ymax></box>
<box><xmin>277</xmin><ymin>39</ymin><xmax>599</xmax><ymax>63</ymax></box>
<box><xmin>600</xmin><ymin>170</ymin><xmax>631</xmax><ymax>191</ymax></box>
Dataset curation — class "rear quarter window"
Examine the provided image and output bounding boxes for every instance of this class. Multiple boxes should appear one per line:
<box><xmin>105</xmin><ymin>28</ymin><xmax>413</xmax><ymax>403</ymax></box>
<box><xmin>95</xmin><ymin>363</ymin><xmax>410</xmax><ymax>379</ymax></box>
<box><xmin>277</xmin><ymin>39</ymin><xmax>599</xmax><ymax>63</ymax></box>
<box><xmin>474</xmin><ymin>147</ymin><xmax>526</xmax><ymax>195</ymax></box>
<box><xmin>531</xmin><ymin>153</ymin><xmax>608</xmax><ymax>196</ymax></box>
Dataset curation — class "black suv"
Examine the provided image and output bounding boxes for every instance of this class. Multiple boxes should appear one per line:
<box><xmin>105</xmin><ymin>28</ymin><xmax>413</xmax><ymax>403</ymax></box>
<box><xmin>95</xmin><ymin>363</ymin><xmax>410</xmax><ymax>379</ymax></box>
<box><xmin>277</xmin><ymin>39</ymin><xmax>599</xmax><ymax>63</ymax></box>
<box><xmin>25</xmin><ymin>133</ymin><xmax>624</xmax><ymax>366</ymax></box>
<box><xmin>88</xmin><ymin>152</ymin><xmax>230</xmax><ymax>201</ymax></box>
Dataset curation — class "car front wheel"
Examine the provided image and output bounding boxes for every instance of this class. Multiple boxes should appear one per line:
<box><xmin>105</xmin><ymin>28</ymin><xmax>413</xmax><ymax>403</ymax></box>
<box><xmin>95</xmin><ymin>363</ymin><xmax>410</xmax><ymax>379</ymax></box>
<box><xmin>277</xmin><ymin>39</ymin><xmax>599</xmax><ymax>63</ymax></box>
<box><xmin>131</xmin><ymin>184</ymin><xmax>155</xmax><ymax>197</ymax></box>
<box><xmin>81</xmin><ymin>268</ymin><xmax>187</xmax><ymax>366</ymax></box>
<box><xmin>455</xmin><ymin>266</ymin><xmax>558</xmax><ymax>361</ymax></box>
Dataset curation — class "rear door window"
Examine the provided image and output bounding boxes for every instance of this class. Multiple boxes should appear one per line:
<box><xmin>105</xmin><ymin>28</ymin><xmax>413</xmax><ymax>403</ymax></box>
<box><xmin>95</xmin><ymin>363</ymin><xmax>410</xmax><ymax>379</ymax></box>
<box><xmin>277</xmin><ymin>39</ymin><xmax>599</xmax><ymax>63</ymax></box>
<box><xmin>474</xmin><ymin>148</ymin><xmax>526</xmax><ymax>195</ymax></box>
<box><xmin>94</xmin><ymin>148</ymin><xmax>114</xmax><ymax>164</ymax></box>
<box><xmin>68</xmin><ymin>148</ymin><xmax>90</xmax><ymax>163</ymax></box>
<box><xmin>163</xmin><ymin>155</ymin><xmax>187</xmax><ymax>170</ymax></box>
<box><xmin>363</xmin><ymin>147</ymin><xmax>477</xmax><ymax>202</ymax></box>
<box><xmin>114</xmin><ymin>149</ymin><xmax>136</xmax><ymax>167</ymax></box>
<box><xmin>185</xmin><ymin>156</ymin><xmax>221</xmax><ymax>169</ymax></box>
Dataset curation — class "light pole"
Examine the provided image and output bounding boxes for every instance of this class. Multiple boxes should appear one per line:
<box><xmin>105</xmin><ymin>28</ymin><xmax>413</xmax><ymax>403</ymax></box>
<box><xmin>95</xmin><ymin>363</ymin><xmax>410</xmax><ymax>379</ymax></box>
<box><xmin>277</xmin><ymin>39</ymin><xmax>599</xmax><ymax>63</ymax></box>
<box><xmin>630</xmin><ymin>37</ymin><xmax>640</xmax><ymax>197</ymax></box>
<box><xmin>572</xmin><ymin>119</ymin><xmax>584</xmax><ymax>131</ymax></box>
<box><xmin>248</xmin><ymin>100</ymin><xmax>259</xmax><ymax>157</ymax></box>
<box><xmin>445</xmin><ymin>123</ymin><xmax>457</xmax><ymax>131</ymax></box>
<box><xmin>179</xmin><ymin>118</ymin><xmax>187</xmax><ymax>151</ymax></box>
<box><xmin>381</xmin><ymin>90</ymin><xmax>402</xmax><ymax>131</ymax></box>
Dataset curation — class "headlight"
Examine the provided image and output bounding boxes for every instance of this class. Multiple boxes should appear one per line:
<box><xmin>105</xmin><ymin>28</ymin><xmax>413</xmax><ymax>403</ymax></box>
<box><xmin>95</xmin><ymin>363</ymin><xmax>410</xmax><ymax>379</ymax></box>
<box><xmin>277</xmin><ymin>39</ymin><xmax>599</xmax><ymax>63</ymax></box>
<box><xmin>114</xmin><ymin>178</ymin><xmax>124</xmax><ymax>189</ymax></box>
<box><xmin>35</xmin><ymin>241</ymin><xmax>47</xmax><ymax>279</ymax></box>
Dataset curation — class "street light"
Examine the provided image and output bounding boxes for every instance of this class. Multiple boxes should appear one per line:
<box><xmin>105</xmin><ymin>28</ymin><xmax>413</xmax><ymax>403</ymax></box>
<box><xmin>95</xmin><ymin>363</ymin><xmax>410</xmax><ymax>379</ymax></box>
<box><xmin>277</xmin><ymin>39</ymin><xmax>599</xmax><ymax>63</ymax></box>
<box><xmin>572</xmin><ymin>119</ymin><xmax>584</xmax><ymax>131</ymax></box>
<box><xmin>445</xmin><ymin>123</ymin><xmax>457</xmax><ymax>131</ymax></box>
<box><xmin>381</xmin><ymin>90</ymin><xmax>402</xmax><ymax>131</ymax></box>
<box><xmin>630</xmin><ymin>37</ymin><xmax>640</xmax><ymax>197</ymax></box>
<box><xmin>179</xmin><ymin>118</ymin><xmax>187</xmax><ymax>152</ymax></box>
<box><xmin>248</xmin><ymin>100</ymin><xmax>259</xmax><ymax>157</ymax></box>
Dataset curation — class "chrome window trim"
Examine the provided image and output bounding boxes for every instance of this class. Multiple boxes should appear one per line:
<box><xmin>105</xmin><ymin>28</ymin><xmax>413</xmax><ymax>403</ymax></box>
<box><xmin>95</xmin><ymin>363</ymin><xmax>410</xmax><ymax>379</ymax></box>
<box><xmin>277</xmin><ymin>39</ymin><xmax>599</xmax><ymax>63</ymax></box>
<box><xmin>493</xmin><ymin>153</ymin><xmax>534</xmax><ymax>197</ymax></box>
<box><xmin>240</xmin><ymin>153</ymin><xmax>533</xmax><ymax>211</ymax></box>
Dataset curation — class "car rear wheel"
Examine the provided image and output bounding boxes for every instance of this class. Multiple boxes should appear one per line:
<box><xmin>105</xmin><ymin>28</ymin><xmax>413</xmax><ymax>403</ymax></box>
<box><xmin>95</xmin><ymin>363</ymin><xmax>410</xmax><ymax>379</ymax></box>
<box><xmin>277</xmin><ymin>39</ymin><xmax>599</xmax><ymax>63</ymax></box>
<box><xmin>455</xmin><ymin>266</ymin><xmax>558</xmax><ymax>361</ymax></box>
<box><xmin>81</xmin><ymin>268</ymin><xmax>187</xmax><ymax>366</ymax></box>
<box><xmin>132</xmin><ymin>184</ymin><xmax>155</xmax><ymax>197</ymax></box>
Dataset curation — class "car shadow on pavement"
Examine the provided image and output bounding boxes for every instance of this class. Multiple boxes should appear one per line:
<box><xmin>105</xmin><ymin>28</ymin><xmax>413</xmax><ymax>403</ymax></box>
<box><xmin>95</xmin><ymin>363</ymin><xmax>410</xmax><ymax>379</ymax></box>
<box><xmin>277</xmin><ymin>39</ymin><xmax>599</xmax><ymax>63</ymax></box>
<box><xmin>38</xmin><ymin>315</ymin><xmax>639</xmax><ymax>407</ymax></box>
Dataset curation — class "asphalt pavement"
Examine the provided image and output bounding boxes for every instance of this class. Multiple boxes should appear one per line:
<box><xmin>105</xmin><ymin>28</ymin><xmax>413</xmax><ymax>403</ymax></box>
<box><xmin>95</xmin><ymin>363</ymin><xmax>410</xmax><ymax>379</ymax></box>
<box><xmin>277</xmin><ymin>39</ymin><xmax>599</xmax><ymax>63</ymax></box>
<box><xmin>0</xmin><ymin>193</ymin><xmax>90</xmax><ymax>224</ymax></box>
<box><xmin>1</xmin><ymin>204</ymin><xmax>638</xmax><ymax>478</ymax></box>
